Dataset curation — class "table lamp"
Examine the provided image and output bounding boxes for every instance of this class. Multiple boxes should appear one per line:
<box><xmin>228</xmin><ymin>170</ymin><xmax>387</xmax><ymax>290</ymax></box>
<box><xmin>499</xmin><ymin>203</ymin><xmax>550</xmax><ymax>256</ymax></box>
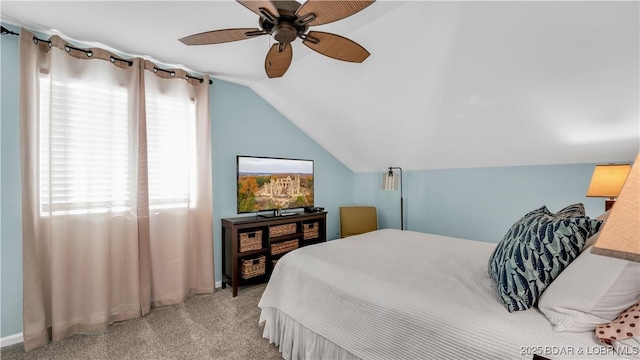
<box><xmin>591</xmin><ymin>153</ymin><xmax>639</xmax><ymax>262</ymax></box>
<box><xmin>586</xmin><ymin>163</ymin><xmax>631</xmax><ymax>211</ymax></box>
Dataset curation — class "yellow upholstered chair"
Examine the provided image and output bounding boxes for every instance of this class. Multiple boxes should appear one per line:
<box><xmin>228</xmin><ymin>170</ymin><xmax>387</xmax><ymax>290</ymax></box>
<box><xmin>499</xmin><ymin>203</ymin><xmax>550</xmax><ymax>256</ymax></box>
<box><xmin>339</xmin><ymin>206</ymin><xmax>378</xmax><ymax>238</ymax></box>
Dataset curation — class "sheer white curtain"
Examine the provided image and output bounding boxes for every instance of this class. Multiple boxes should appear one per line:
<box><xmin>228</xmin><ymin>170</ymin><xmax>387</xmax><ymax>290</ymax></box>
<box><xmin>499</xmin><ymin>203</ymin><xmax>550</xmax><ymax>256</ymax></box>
<box><xmin>143</xmin><ymin>62</ymin><xmax>214</xmax><ymax>306</ymax></box>
<box><xmin>19</xmin><ymin>29</ymin><xmax>213</xmax><ymax>352</ymax></box>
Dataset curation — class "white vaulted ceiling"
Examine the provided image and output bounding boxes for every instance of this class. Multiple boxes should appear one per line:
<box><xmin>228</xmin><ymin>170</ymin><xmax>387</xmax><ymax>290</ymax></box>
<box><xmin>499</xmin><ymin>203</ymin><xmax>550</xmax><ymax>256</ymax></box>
<box><xmin>2</xmin><ymin>1</ymin><xmax>638</xmax><ymax>172</ymax></box>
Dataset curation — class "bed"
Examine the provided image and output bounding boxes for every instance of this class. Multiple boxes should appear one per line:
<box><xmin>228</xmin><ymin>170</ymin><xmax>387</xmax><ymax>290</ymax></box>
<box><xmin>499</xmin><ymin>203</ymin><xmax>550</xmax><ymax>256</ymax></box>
<box><xmin>258</xmin><ymin>229</ymin><xmax>636</xmax><ymax>360</ymax></box>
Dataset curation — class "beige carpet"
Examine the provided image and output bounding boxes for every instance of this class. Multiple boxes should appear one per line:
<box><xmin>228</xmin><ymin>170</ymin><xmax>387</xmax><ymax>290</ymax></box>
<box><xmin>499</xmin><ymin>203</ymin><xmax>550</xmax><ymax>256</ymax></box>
<box><xmin>1</xmin><ymin>284</ymin><xmax>282</xmax><ymax>360</ymax></box>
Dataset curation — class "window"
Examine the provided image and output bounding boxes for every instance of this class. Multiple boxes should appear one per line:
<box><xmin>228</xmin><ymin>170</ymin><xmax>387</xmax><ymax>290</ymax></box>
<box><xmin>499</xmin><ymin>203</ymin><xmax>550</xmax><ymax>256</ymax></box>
<box><xmin>39</xmin><ymin>75</ymin><xmax>196</xmax><ymax>215</ymax></box>
<box><xmin>146</xmin><ymin>94</ymin><xmax>196</xmax><ymax>208</ymax></box>
<box><xmin>39</xmin><ymin>74</ymin><xmax>131</xmax><ymax>215</ymax></box>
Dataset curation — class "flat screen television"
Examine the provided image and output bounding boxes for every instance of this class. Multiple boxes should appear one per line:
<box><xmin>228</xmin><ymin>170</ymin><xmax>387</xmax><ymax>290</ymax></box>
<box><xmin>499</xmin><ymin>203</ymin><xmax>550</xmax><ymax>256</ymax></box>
<box><xmin>237</xmin><ymin>155</ymin><xmax>314</xmax><ymax>215</ymax></box>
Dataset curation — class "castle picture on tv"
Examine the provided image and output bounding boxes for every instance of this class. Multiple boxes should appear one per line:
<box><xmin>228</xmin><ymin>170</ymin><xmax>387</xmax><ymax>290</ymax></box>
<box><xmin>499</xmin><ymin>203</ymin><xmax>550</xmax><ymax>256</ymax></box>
<box><xmin>237</xmin><ymin>156</ymin><xmax>314</xmax><ymax>213</ymax></box>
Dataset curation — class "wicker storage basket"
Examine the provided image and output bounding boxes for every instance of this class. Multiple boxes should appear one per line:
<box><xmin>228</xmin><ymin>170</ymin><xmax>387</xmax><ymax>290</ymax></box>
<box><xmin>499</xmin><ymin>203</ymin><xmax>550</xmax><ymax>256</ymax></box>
<box><xmin>271</xmin><ymin>239</ymin><xmax>299</xmax><ymax>255</ymax></box>
<box><xmin>272</xmin><ymin>259</ymin><xmax>278</xmax><ymax>268</ymax></box>
<box><xmin>303</xmin><ymin>222</ymin><xmax>319</xmax><ymax>240</ymax></box>
<box><xmin>239</xmin><ymin>230</ymin><xmax>262</xmax><ymax>252</ymax></box>
<box><xmin>240</xmin><ymin>256</ymin><xmax>266</xmax><ymax>279</ymax></box>
<box><xmin>270</xmin><ymin>223</ymin><xmax>297</xmax><ymax>238</ymax></box>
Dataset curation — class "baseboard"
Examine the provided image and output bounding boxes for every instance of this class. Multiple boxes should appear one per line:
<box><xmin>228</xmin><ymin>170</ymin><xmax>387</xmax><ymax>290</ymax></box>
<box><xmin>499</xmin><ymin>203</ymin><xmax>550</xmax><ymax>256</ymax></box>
<box><xmin>1</xmin><ymin>332</ymin><xmax>23</xmax><ymax>348</ymax></box>
<box><xmin>215</xmin><ymin>280</ymin><xmax>222</xmax><ymax>289</ymax></box>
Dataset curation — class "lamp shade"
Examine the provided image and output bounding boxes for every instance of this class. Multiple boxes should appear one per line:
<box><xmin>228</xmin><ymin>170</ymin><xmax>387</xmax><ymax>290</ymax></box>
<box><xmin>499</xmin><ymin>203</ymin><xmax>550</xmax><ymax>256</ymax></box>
<box><xmin>381</xmin><ymin>173</ymin><xmax>399</xmax><ymax>190</ymax></box>
<box><xmin>591</xmin><ymin>153</ymin><xmax>639</xmax><ymax>262</ymax></box>
<box><xmin>586</xmin><ymin>163</ymin><xmax>631</xmax><ymax>198</ymax></box>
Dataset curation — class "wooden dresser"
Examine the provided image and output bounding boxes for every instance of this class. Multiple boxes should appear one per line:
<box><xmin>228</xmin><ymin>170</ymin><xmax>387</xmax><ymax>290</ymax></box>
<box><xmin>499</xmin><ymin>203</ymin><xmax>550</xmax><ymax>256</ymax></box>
<box><xmin>221</xmin><ymin>212</ymin><xmax>327</xmax><ymax>296</ymax></box>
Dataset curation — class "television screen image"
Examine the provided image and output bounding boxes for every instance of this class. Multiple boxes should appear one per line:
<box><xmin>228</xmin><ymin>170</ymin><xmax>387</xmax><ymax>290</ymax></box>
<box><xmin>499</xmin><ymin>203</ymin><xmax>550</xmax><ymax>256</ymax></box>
<box><xmin>237</xmin><ymin>156</ymin><xmax>314</xmax><ymax>213</ymax></box>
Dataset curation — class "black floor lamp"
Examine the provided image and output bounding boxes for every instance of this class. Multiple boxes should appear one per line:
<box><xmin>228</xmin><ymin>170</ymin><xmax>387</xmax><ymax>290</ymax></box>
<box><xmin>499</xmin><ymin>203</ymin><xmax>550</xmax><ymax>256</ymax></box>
<box><xmin>381</xmin><ymin>167</ymin><xmax>403</xmax><ymax>230</ymax></box>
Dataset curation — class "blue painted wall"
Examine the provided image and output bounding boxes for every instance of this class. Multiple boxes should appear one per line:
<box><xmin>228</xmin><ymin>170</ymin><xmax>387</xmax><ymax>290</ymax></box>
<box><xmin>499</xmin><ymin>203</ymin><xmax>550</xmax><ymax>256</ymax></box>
<box><xmin>210</xmin><ymin>79</ymin><xmax>355</xmax><ymax>282</ymax></box>
<box><xmin>355</xmin><ymin>163</ymin><xmax>622</xmax><ymax>244</ymax></box>
<box><xmin>1</xmin><ymin>24</ymin><xmax>24</xmax><ymax>338</ymax></box>
<box><xmin>0</xmin><ymin>28</ymin><xmax>355</xmax><ymax>337</ymax></box>
<box><xmin>0</xmin><ymin>23</ymin><xmax>630</xmax><ymax>339</ymax></box>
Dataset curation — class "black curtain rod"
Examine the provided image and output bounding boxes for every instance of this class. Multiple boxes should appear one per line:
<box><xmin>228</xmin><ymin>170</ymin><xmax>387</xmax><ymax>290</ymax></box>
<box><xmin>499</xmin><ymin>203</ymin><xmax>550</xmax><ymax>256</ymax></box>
<box><xmin>187</xmin><ymin>74</ymin><xmax>213</xmax><ymax>85</ymax></box>
<box><xmin>32</xmin><ymin>36</ymin><xmax>51</xmax><ymax>45</ymax></box>
<box><xmin>9</xmin><ymin>27</ymin><xmax>212</xmax><ymax>84</ymax></box>
<box><xmin>154</xmin><ymin>66</ymin><xmax>212</xmax><ymax>85</ymax></box>
<box><xmin>110</xmin><ymin>56</ymin><xmax>133</xmax><ymax>67</ymax></box>
<box><xmin>1</xmin><ymin>26</ymin><xmax>19</xmax><ymax>36</ymax></box>
<box><xmin>64</xmin><ymin>44</ymin><xmax>93</xmax><ymax>57</ymax></box>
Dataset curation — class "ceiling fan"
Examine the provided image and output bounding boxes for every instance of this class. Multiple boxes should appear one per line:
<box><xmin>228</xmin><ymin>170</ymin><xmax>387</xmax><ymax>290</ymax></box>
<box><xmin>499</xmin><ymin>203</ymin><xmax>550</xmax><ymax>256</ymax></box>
<box><xmin>179</xmin><ymin>0</ymin><xmax>375</xmax><ymax>78</ymax></box>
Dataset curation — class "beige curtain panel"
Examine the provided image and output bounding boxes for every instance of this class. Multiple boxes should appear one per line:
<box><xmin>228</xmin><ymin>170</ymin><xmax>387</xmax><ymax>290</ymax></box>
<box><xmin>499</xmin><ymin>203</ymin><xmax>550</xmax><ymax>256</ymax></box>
<box><xmin>19</xmin><ymin>29</ymin><xmax>214</xmax><ymax>352</ymax></box>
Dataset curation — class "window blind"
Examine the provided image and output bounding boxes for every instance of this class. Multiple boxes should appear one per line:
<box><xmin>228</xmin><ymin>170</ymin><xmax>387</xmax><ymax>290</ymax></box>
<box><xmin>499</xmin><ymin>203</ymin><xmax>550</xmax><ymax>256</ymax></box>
<box><xmin>39</xmin><ymin>74</ymin><xmax>197</xmax><ymax>215</ymax></box>
<box><xmin>39</xmin><ymin>75</ymin><xmax>131</xmax><ymax>215</ymax></box>
<box><xmin>145</xmin><ymin>94</ymin><xmax>196</xmax><ymax>208</ymax></box>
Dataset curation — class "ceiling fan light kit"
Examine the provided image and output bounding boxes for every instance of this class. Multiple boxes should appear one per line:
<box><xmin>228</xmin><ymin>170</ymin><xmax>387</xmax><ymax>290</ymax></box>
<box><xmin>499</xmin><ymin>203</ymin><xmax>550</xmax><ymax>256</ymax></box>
<box><xmin>179</xmin><ymin>0</ymin><xmax>375</xmax><ymax>78</ymax></box>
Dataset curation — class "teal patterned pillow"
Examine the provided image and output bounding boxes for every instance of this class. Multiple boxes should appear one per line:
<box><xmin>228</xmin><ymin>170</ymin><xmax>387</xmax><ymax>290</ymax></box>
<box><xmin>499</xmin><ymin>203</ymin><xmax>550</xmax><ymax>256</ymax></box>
<box><xmin>554</xmin><ymin>203</ymin><xmax>586</xmax><ymax>218</ymax></box>
<box><xmin>488</xmin><ymin>206</ymin><xmax>603</xmax><ymax>312</ymax></box>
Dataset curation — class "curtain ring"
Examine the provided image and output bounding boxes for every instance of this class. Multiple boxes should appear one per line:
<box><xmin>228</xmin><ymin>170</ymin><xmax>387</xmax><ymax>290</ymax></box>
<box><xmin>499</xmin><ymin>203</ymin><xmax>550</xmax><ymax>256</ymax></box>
<box><xmin>86</xmin><ymin>51</ymin><xmax>93</xmax><ymax>58</ymax></box>
<box><xmin>64</xmin><ymin>45</ymin><xmax>71</xmax><ymax>52</ymax></box>
<box><xmin>32</xmin><ymin>37</ymin><xmax>52</xmax><ymax>47</ymax></box>
<box><xmin>186</xmin><ymin>74</ymin><xmax>204</xmax><ymax>83</ymax></box>
<box><xmin>170</xmin><ymin>71</ymin><xmax>176</xmax><ymax>77</ymax></box>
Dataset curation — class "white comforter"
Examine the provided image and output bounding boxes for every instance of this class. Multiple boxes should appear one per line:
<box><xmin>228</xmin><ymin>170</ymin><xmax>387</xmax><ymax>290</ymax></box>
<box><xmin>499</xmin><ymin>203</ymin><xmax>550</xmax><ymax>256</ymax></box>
<box><xmin>259</xmin><ymin>229</ymin><xmax>625</xmax><ymax>360</ymax></box>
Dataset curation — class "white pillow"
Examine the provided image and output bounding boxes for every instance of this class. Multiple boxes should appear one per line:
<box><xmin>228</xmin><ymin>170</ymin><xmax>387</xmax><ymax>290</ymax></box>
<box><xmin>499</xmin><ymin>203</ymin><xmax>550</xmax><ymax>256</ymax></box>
<box><xmin>581</xmin><ymin>211</ymin><xmax>610</xmax><ymax>251</ymax></box>
<box><xmin>538</xmin><ymin>243</ymin><xmax>640</xmax><ymax>332</ymax></box>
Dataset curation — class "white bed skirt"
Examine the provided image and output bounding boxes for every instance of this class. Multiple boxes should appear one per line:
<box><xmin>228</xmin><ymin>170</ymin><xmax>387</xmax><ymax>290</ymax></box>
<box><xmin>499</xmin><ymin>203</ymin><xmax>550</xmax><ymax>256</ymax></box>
<box><xmin>259</xmin><ymin>307</ymin><xmax>360</xmax><ymax>360</ymax></box>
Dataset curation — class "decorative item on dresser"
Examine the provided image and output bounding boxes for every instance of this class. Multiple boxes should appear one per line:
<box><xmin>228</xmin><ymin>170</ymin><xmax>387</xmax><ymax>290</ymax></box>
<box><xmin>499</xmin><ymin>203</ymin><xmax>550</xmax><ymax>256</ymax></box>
<box><xmin>221</xmin><ymin>211</ymin><xmax>327</xmax><ymax>296</ymax></box>
<box><xmin>586</xmin><ymin>162</ymin><xmax>631</xmax><ymax>211</ymax></box>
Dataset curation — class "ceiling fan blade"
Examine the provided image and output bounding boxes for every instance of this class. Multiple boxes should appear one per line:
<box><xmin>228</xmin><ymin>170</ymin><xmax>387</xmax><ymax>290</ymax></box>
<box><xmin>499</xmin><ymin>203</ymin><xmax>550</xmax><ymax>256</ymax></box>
<box><xmin>237</xmin><ymin>0</ymin><xmax>280</xmax><ymax>21</ymax></box>
<box><xmin>302</xmin><ymin>31</ymin><xmax>369</xmax><ymax>63</ymax></box>
<box><xmin>179</xmin><ymin>28</ymin><xmax>265</xmax><ymax>45</ymax></box>
<box><xmin>296</xmin><ymin>0</ymin><xmax>375</xmax><ymax>26</ymax></box>
<box><xmin>265</xmin><ymin>43</ymin><xmax>293</xmax><ymax>78</ymax></box>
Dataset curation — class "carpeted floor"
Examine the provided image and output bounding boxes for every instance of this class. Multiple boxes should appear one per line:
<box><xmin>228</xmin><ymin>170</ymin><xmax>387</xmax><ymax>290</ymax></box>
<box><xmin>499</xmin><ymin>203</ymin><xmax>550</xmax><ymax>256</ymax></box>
<box><xmin>1</xmin><ymin>284</ymin><xmax>282</xmax><ymax>360</ymax></box>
